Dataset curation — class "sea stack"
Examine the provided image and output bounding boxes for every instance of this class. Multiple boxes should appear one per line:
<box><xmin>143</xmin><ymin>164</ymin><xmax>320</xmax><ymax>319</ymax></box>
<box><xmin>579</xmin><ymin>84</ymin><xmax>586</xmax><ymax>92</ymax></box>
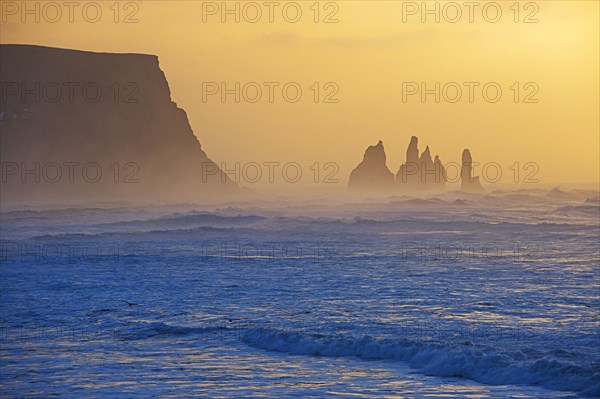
<box><xmin>460</xmin><ymin>149</ymin><xmax>485</xmax><ymax>193</ymax></box>
<box><xmin>348</xmin><ymin>140</ymin><xmax>395</xmax><ymax>192</ymax></box>
<box><xmin>396</xmin><ymin>136</ymin><xmax>446</xmax><ymax>192</ymax></box>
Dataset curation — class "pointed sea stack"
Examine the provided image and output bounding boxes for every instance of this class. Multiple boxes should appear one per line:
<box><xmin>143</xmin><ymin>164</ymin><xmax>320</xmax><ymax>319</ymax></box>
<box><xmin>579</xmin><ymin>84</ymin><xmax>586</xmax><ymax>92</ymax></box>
<box><xmin>396</xmin><ymin>136</ymin><xmax>446</xmax><ymax>192</ymax></box>
<box><xmin>348</xmin><ymin>140</ymin><xmax>395</xmax><ymax>192</ymax></box>
<box><xmin>460</xmin><ymin>149</ymin><xmax>485</xmax><ymax>193</ymax></box>
<box><xmin>434</xmin><ymin>155</ymin><xmax>447</xmax><ymax>190</ymax></box>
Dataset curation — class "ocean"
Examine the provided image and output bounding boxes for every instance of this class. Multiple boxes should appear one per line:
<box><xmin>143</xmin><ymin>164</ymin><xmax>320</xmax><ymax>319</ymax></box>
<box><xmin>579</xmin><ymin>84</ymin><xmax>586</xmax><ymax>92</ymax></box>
<box><xmin>1</xmin><ymin>189</ymin><xmax>599</xmax><ymax>398</ymax></box>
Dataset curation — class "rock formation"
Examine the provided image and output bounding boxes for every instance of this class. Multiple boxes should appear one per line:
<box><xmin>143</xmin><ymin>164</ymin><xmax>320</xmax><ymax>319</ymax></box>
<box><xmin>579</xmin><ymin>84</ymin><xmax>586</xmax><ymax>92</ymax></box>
<box><xmin>434</xmin><ymin>155</ymin><xmax>446</xmax><ymax>187</ymax></box>
<box><xmin>0</xmin><ymin>44</ymin><xmax>238</xmax><ymax>203</ymax></box>
<box><xmin>348</xmin><ymin>141</ymin><xmax>395</xmax><ymax>192</ymax></box>
<box><xmin>396</xmin><ymin>136</ymin><xmax>446</xmax><ymax>192</ymax></box>
<box><xmin>460</xmin><ymin>149</ymin><xmax>485</xmax><ymax>193</ymax></box>
<box><xmin>349</xmin><ymin>136</ymin><xmax>487</xmax><ymax>195</ymax></box>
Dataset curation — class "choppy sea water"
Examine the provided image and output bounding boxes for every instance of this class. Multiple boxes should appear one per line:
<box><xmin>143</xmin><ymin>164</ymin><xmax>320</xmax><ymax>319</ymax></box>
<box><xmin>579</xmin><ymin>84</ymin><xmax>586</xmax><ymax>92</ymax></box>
<box><xmin>1</xmin><ymin>189</ymin><xmax>599</xmax><ymax>398</ymax></box>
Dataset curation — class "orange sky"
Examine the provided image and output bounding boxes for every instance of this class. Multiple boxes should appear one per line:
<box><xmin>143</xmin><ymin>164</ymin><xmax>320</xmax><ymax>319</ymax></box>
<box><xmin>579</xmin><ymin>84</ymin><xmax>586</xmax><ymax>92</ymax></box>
<box><xmin>1</xmin><ymin>0</ymin><xmax>598</xmax><ymax>189</ymax></box>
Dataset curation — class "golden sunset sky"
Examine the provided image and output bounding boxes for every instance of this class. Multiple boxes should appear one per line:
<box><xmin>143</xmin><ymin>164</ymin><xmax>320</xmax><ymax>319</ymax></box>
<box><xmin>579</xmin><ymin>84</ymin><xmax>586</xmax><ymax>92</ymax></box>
<box><xmin>1</xmin><ymin>0</ymin><xmax>598</xmax><ymax>188</ymax></box>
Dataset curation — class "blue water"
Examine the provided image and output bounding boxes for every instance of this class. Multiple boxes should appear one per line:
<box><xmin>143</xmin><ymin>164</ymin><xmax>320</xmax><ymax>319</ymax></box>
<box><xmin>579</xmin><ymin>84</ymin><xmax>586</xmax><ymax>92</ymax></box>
<box><xmin>1</xmin><ymin>190</ymin><xmax>599</xmax><ymax>398</ymax></box>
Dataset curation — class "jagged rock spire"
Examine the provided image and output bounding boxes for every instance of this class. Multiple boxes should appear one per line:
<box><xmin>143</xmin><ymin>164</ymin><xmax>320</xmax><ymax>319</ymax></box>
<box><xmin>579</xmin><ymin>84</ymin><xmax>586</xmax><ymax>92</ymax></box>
<box><xmin>460</xmin><ymin>149</ymin><xmax>485</xmax><ymax>193</ymax></box>
<box><xmin>348</xmin><ymin>140</ymin><xmax>395</xmax><ymax>192</ymax></box>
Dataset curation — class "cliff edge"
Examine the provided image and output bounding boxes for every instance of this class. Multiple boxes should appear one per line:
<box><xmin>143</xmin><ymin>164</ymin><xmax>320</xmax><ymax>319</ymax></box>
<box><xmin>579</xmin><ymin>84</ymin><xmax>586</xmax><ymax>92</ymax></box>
<box><xmin>0</xmin><ymin>45</ymin><xmax>238</xmax><ymax>203</ymax></box>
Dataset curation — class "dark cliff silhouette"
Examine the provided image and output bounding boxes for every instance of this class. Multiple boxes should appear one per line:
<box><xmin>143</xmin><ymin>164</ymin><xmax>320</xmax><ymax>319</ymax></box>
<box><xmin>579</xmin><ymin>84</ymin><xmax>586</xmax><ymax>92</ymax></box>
<box><xmin>460</xmin><ymin>149</ymin><xmax>485</xmax><ymax>193</ymax></box>
<box><xmin>348</xmin><ymin>140</ymin><xmax>395</xmax><ymax>192</ymax></box>
<box><xmin>0</xmin><ymin>45</ymin><xmax>238</xmax><ymax>202</ymax></box>
<box><xmin>396</xmin><ymin>136</ymin><xmax>446</xmax><ymax>192</ymax></box>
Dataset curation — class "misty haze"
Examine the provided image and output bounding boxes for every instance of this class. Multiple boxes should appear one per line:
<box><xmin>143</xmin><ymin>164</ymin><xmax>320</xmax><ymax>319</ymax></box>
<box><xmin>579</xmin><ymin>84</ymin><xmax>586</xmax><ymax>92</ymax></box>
<box><xmin>1</xmin><ymin>2</ymin><xmax>599</xmax><ymax>398</ymax></box>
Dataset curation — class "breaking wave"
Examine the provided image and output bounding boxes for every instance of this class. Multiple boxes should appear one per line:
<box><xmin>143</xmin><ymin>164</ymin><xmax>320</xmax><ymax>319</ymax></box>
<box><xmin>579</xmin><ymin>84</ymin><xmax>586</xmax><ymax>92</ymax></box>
<box><xmin>241</xmin><ymin>327</ymin><xmax>600</xmax><ymax>397</ymax></box>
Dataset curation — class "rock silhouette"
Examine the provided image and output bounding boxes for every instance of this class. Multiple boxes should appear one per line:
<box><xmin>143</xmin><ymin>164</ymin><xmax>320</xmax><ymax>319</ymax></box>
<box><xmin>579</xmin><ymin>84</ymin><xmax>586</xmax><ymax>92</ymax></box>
<box><xmin>0</xmin><ymin>45</ymin><xmax>238</xmax><ymax>202</ymax></box>
<box><xmin>348</xmin><ymin>141</ymin><xmax>395</xmax><ymax>192</ymax></box>
<box><xmin>434</xmin><ymin>155</ymin><xmax>447</xmax><ymax>190</ymax></box>
<box><xmin>406</xmin><ymin>136</ymin><xmax>420</xmax><ymax>164</ymax></box>
<box><xmin>396</xmin><ymin>136</ymin><xmax>447</xmax><ymax>192</ymax></box>
<box><xmin>348</xmin><ymin>136</ymin><xmax>488</xmax><ymax>195</ymax></box>
<box><xmin>460</xmin><ymin>149</ymin><xmax>485</xmax><ymax>193</ymax></box>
